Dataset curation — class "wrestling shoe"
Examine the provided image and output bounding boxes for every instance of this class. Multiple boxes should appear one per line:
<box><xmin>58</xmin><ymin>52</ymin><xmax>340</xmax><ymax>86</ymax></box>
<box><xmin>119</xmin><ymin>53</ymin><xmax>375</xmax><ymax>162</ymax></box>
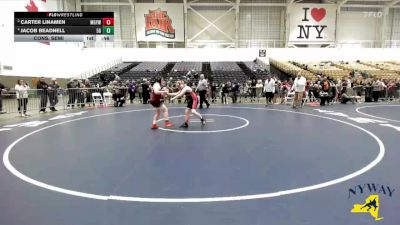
<box><xmin>164</xmin><ymin>121</ymin><xmax>174</xmax><ymax>127</ymax></box>
<box><xmin>151</xmin><ymin>124</ymin><xmax>159</xmax><ymax>129</ymax></box>
<box><xmin>180</xmin><ymin>122</ymin><xmax>189</xmax><ymax>128</ymax></box>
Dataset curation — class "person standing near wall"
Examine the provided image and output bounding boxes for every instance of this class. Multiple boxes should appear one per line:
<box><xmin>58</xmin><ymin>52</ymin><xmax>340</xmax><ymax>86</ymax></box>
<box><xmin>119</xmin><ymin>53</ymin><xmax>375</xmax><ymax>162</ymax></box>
<box><xmin>372</xmin><ymin>78</ymin><xmax>384</xmax><ymax>102</ymax></box>
<box><xmin>0</xmin><ymin>81</ymin><xmax>7</xmax><ymax>114</ymax></box>
<box><xmin>37</xmin><ymin>77</ymin><xmax>49</xmax><ymax>113</ymax></box>
<box><xmin>264</xmin><ymin>75</ymin><xmax>275</xmax><ymax>106</ymax></box>
<box><xmin>221</xmin><ymin>82</ymin><xmax>229</xmax><ymax>104</ymax></box>
<box><xmin>231</xmin><ymin>80</ymin><xmax>240</xmax><ymax>104</ymax></box>
<box><xmin>210</xmin><ymin>81</ymin><xmax>217</xmax><ymax>103</ymax></box>
<box><xmin>84</xmin><ymin>79</ymin><xmax>94</xmax><ymax>108</ymax></box>
<box><xmin>250</xmin><ymin>79</ymin><xmax>257</xmax><ymax>102</ymax></box>
<box><xmin>67</xmin><ymin>79</ymin><xmax>78</xmax><ymax>108</ymax></box>
<box><xmin>15</xmin><ymin>79</ymin><xmax>30</xmax><ymax>117</ymax></box>
<box><xmin>255</xmin><ymin>80</ymin><xmax>263</xmax><ymax>103</ymax></box>
<box><xmin>196</xmin><ymin>74</ymin><xmax>210</xmax><ymax>109</ymax></box>
<box><xmin>292</xmin><ymin>73</ymin><xmax>307</xmax><ymax>109</ymax></box>
<box><xmin>48</xmin><ymin>78</ymin><xmax>59</xmax><ymax>111</ymax></box>
<box><xmin>142</xmin><ymin>79</ymin><xmax>150</xmax><ymax>104</ymax></box>
<box><xmin>128</xmin><ymin>80</ymin><xmax>136</xmax><ymax>104</ymax></box>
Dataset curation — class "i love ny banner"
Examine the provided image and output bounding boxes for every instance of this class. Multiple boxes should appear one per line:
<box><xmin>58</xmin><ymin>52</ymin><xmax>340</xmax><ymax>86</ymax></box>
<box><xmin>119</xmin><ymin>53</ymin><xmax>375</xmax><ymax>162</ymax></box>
<box><xmin>289</xmin><ymin>4</ymin><xmax>337</xmax><ymax>44</ymax></box>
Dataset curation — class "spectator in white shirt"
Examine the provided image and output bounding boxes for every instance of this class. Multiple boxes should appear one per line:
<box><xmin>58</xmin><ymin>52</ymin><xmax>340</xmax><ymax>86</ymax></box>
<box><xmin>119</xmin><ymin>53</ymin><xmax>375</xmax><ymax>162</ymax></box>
<box><xmin>255</xmin><ymin>80</ymin><xmax>263</xmax><ymax>102</ymax></box>
<box><xmin>264</xmin><ymin>76</ymin><xmax>275</xmax><ymax>106</ymax></box>
<box><xmin>15</xmin><ymin>79</ymin><xmax>30</xmax><ymax>117</ymax></box>
<box><xmin>291</xmin><ymin>74</ymin><xmax>307</xmax><ymax>108</ymax></box>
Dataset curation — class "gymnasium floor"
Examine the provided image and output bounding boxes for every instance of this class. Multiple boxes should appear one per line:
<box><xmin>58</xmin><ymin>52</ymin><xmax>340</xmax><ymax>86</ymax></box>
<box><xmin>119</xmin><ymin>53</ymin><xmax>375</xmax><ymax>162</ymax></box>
<box><xmin>0</xmin><ymin>103</ymin><xmax>399</xmax><ymax>225</ymax></box>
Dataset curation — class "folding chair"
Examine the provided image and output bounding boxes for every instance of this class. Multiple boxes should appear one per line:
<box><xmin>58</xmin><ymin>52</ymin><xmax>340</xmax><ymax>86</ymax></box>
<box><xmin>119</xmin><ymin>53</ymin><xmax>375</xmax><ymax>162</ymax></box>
<box><xmin>103</xmin><ymin>92</ymin><xmax>113</xmax><ymax>106</ymax></box>
<box><xmin>92</xmin><ymin>93</ymin><xmax>103</xmax><ymax>107</ymax></box>
<box><xmin>284</xmin><ymin>91</ymin><xmax>294</xmax><ymax>105</ymax></box>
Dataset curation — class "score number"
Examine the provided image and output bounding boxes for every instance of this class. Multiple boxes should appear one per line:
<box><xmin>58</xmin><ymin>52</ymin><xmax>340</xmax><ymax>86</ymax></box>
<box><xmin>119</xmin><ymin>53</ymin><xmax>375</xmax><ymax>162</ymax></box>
<box><xmin>102</xmin><ymin>18</ymin><xmax>114</xmax><ymax>26</ymax></box>
<box><xmin>102</xmin><ymin>18</ymin><xmax>114</xmax><ymax>35</ymax></box>
<box><xmin>102</xmin><ymin>26</ymin><xmax>114</xmax><ymax>35</ymax></box>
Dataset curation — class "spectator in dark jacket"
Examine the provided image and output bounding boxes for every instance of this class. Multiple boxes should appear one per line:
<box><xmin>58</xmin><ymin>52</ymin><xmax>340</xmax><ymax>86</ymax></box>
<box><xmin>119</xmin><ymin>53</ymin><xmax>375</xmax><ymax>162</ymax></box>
<box><xmin>37</xmin><ymin>77</ymin><xmax>49</xmax><ymax>113</ymax></box>
<box><xmin>250</xmin><ymin>79</ymin><xmax>257</xmax><ymax>102</ymax></box>
<box><xmin>0</xmin><ymin>81</ymin><xmax>7</xmax><ymax>114</ymax></box>
<box><xmin>67</xmin><ymin>79</ymin><xmax>78</xmax><ymax>108</ymax></box>
<box><xmin>231</xmin><ymin>80</ymin><xmax>240</xmax><ymax>104</ymax></box>
<box><xmin>48</xmin><ymin>78</ymin><xmax>59</xmax><ymax>111</ymax></box>
<box><xmin>142</xmin><ymin>79</ymin><xmax>150</xmax><ymax>104</ymax></box>
<box><xmin>211</xmin><ymin>82</ymin><xmax>217</xmax><ymax>103</ymax></box>
<box><xmin>128</xmin><ymin>80</ymin><xmax>136</xmax><ymax>103</ymax></box>
<box><xmin>221</xmin><ymin>82</ymin><xmax>230</xmax><ymax>104</ymax></box>
<box><xmin>319</xmin><ymin>79</ymin><xmax>333</xmax><ymax>106</ymax></box>
<box><xmin>84</xmin><ymin>79</ymin><xmax>93</xmax><ymax>107</ymax></box>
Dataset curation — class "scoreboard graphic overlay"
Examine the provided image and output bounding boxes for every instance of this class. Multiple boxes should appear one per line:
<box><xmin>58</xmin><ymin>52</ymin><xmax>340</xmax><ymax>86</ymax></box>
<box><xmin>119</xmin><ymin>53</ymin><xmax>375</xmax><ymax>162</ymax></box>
<box><xmin>14</xmin><ymin>12</ymin><xmax>114</xmax><ymax>42</ymax></box>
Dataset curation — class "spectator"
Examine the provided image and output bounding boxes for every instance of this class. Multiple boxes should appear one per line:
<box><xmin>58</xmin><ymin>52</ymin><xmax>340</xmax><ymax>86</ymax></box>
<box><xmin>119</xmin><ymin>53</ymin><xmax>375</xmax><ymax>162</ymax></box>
<box><xmin>340</xmin><ymin>88</ymin><xmax>357</xmax><ymax>104</ymax></box>
<box><xmin>84</xmin><ymin>79</ymin><xmax>94</xmax><ymax>107</ymax></box>
<box><xmin>242</xmin><ymin>81</ymin><xmax>250</xmax><ymax>102</ymax></box>
<box><xmin>167</xmin><ymin>77</ymin><xmax>174</xmax><ymax>88</ymax></box>
<box><xmin>328</xmin><ymin>77</ymin><xmax>337</xmax><ymax>104</ymax></box>
<box><xmin>280</xmin><ymin>80</ymin><xmax>290</xmax><ymax>104</ymax></box>
<box><xmin>77</xmin><ymin>80</ymin><xmax>86</xmax><ymax>107</ymax></box>
<box><xmin>319</xmin><ymin>79</ymin><xmax>333</xmax><ymax>106</ymax></box>
<box><xmin>250</xmin><ymin>79</ymin><xmax>257</xmax><ymax>102</ymax></box>
<box><xmin>108</xmin><ymin>81</ymin><xmax>126</xmax><ymax>107</ymax></box>
<box><xmin>221</xmin><ymin>82</ymin><xmax>229</xmax><ymax>104</ymax></box>
<box><xmin>255</xmin><ymin>80</ymin><xmax>263</xmax><ymax>103</ymax></box>
<box><xmin>273</xmin><ymin>78</ymin><xmax>280</xmax><ymax>104</ymax></box>
<box><xmin>372</xmin><ymin>78</ymin><xmax>384</xmax><ymax>102</ymax></box>
<box><xmin>196</xmin><ymin>74</ymin><xmax>210</xmax><ymax>108</ymax></box>
<box><xmin>67</xmin><ymin>78</ymin><xmax>78</xmax><ymax>108</ymax></box>
<box><xmin>128</xmin><ymin>80</ymin><xmax>136</xmax><ymax>104</ymax></box>
<box><xmin>387</xmin><ymin>80</ymin><xmax>397</xmax><ymax>100</ymax></box>
<box><xmin>142</xmin><ymin>79</ymin><xmax>150</xmax><ymax>104</ymax></box>
<box><xmin>48</xmin><ymin>78</ymin><xmax>59</xmax><ymax>111</ymax></box>
<box><xmin>264</xmin><ymin>75</ymin><xmax>275</xmax><ymax>106</ymax></box>
<box><xmin>0</xmin><ymin>81</ymin><xmax>7</xmax><ymax>114</ymax></box>
<box><xmin>291</xmin><ymin>73</ymin><xmax>306</xmax><ymax>108</ymax></box>
<box><xmin>37</xmin><ymin>77</ymin><xmax>49</xmax><ymax>113</ymax></box>
<box><xmin>231</xmin><ymin>80</ymin><xmax>240</xmax><ymax>104</ymax></box>
<box><xmin>15</xmin><ymin>79</ymin><xmax>30</xmax><ymax>117</ymax></box>
<box><xmin>137</xmin><ymin>81</ymin><xmax>143</xmax><ymax>103</ymax></box>
<box><xmin>211</xmin><ymin>82</ymin><xmax>217</xmax><ymax>103</ymax></box>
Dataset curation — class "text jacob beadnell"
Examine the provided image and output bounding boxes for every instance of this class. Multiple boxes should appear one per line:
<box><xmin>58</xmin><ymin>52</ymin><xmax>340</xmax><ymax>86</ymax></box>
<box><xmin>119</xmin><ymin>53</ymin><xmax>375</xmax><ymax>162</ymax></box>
<box><xmin>19</xmin><ymin>28</ymin><xmax>66</xmax><ymax>34</ymax></box>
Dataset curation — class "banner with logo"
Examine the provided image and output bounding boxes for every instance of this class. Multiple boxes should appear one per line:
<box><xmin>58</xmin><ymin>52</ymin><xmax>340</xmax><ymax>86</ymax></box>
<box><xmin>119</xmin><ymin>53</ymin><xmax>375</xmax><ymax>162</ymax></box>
<box><xmin>135</xmin><ymin>3</ymin><xmax>184</xmax><ymax>42</ymax></box>
<box><xmin>288</xmin><ymin>4</ymin><xmax>336</xmax><ymax>44</ymax></box>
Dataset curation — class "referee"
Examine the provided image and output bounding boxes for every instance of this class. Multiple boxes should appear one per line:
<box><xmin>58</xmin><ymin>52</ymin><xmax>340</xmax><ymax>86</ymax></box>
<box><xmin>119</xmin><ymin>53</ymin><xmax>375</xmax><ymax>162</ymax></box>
<box><xmin>196</xmin><ymin>74</ymin><xmax>210</xmax><ymax>109</ymax></box>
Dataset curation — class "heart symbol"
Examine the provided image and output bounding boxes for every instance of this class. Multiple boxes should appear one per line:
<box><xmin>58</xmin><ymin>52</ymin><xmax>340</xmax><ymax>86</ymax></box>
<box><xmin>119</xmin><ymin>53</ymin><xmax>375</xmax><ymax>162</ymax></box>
<box><xmin>311</xmin><ymin>8</ymin><xmax>326</xmax><ymax>22</ymax></box>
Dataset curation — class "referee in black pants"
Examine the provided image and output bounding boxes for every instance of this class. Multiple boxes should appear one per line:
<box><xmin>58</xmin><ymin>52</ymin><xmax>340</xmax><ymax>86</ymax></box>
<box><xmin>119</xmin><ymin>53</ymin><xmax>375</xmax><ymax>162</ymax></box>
<box><xmin>196</xmin><ymin>74</ymin><xmax>210</xmax><ymax>109</ymax></box>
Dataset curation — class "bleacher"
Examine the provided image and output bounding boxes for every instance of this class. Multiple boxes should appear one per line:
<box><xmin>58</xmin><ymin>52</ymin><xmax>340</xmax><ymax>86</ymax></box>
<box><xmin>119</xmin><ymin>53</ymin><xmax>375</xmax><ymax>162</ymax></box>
<box><xmin>334</xmin><ymin>61</ymin><xmax>399</xmax><ymax>80</ymax></box>
<box><xmin>168</xmin><ymin>62</ymin><xmax>203</xmax><ymax>83</ymax></box>
<box><xmin>296</xmin><ymin>61</ymin><xmax>350</xmax><ymax>80</ymax></box>
<box><xmin>210</xmin><ymin>62</ymin><xmax>248</xmax><ymax>84</ymax></box>
<box><xmin>270</xmin><ymin>60</ymin><xmax>400</xmax><ymax>81</ymax></box>
<box><xmin>270</xmin><ymin>59</ymin><xmax>315</xmax><ymax>80</ymax></box>
<box><xmin>85</xmin><ymin>60</ymin><xmax>400</xmax><ymax>86</ymax></box>
<box><xmin>120</xmin><ymin>62</ymin><xmax>168</xmax><ymax>82</ymax></box>
<box><xmin>359</xmin><ymin>62</ymin><xmax>400</xmax><ymax>80</ymax></box>
<box><xmin>241</xmin><ymin>61</ymin><xmax>268</xmax><ymax>80</ymax></box>
<box><xmin>88</xmin><ymin>62</ymin><xmax>137</xmax><ymax>84</ymax></box>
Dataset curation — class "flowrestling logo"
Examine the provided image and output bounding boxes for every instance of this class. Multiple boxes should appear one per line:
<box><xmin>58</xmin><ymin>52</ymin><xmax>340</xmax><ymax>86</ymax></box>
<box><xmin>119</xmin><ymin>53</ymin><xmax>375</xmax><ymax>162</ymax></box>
<box><xmin>144</xmin><ymin>8</ymin><xmax>175</xmax><ymax>39</ymax></box>
<box><xmin>348</xmin><ymin>183</ymin><xmax>395</xmax><ymax>221</ymax></box>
